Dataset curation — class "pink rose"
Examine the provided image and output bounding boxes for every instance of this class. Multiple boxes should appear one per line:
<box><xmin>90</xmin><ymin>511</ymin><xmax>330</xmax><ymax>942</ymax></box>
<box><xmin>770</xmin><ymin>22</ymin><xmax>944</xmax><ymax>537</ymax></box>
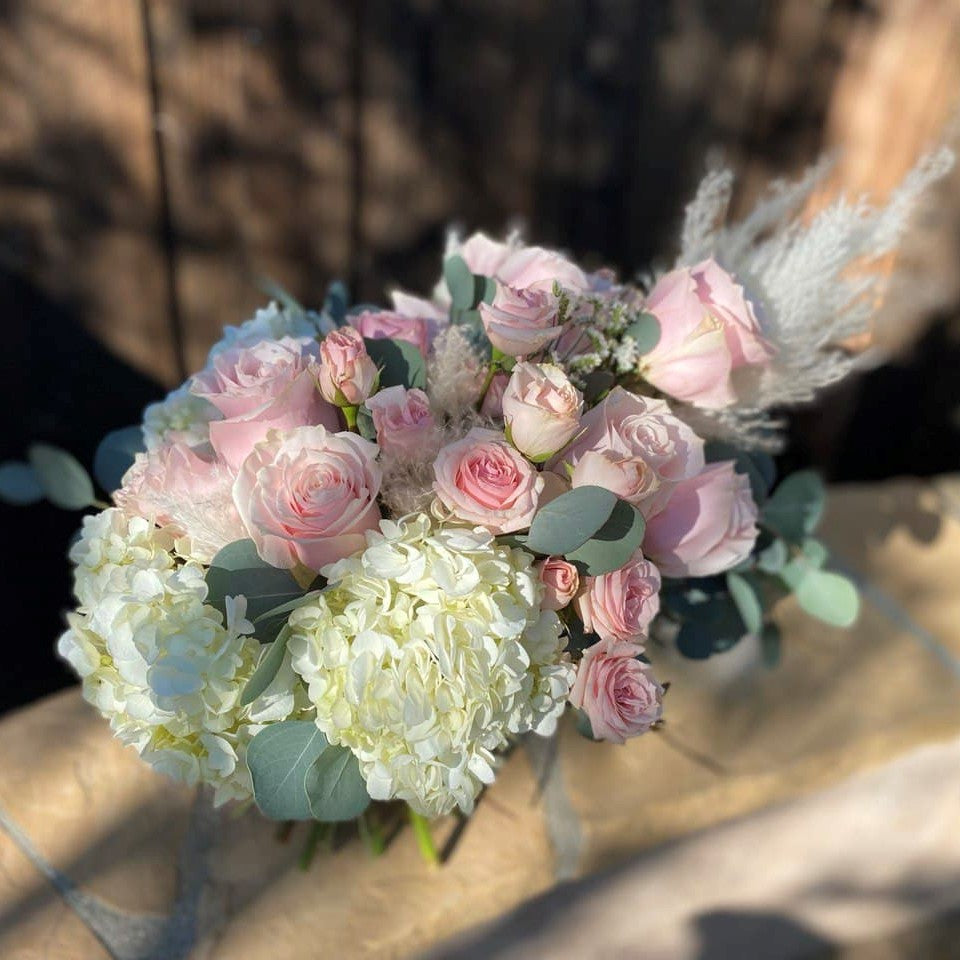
<box><xmin>456</xmin><ymin>232</ymin><xmax>588</xmax><ymax>294</ymax></box>
<box><xmin>350</xmin><ymin>309</ymin><xmax>431</xmax><ymax>357</ymax></box>
<box><xmin>552</xmin><ymin>387</ymin><xmax>704</xmax><ymax>517</ymax></box>
<box><xmin>569</xmin><ymin>639</ymin><xmax>664</xmax><ymax>743</ymax></box>
<box><xmin>479</xmin><ymin>372</ymin><xmax>510</xmax><ymax>420</ymax></box>
<box><xmin>432</xmin><ymin>427</ymin><xmax>544</xmax><ymax>534</ymax></box>
<box><xmin>570</xmin><ymin>450</ymin><xmax>661</xmax><ymax>505</ymax></box>
<box><xmin>116</xmin><ymin>442</ymin><xmax>247</xmax><ymax>563</ymax></box>
<box><xmin>575</xmin><ymin>550</ymin><xmax>661</xmax><ymax>644</ymax></box>
<box><xmin>641</xmin><ymin>259</ymin><xmax>775</xmax><ymax>409</ymax></box>
<box><xmin>501</xmin><ymin>362</ymin><xmax>583</xmax><ymax>461</ymax></box>
<box><xmin>364</xmin><ymin>385</ymin><xmax>439</xmax><ymax>460</ymax></box>
<box><xmin>643</xmin><ymin>461</ymin><xmax>759</xmax><ymax>577</ymax></box>
<box><xmin>536</xmin><ymin>557</ymin><xmax>580</xmax><ymax>611</ymax></box>
<box><xmin>190</xmin><ymin>337</ymin><xmax>338</xmax><ymax>470</ymax></box>
<box><xmin>479</xmin><ymin>284</ymin><xmax>564</xmax><ymax>358</ymax></box>
<box><xmin>233</xmin><ymin>425</ymin><xmax>382</xmax><ymax>570</ymax></box>
<box><xmin>318</xmin><ymin>327</ymin><xmax>379</xmax><ymax>406</ymax></box>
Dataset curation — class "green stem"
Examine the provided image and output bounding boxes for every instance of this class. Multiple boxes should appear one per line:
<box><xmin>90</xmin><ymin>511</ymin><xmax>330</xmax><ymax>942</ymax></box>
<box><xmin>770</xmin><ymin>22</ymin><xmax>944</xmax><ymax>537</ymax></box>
<box><xmin>407</xmin><ymin>806</ymin><xmax>440</xmax><ymax>866</ymax></box>
<box><xmin>92</xmin><ymin>498</ymin><xmax>112</xmax><ymax>510</ymax></box>
<box><xmin>341</xmin><ymin>404</ymin><xmax>359</xmax><ymax>430</ymax></box>
<box><xmin>477</xmin><ymin>364</ymin><xmax>499</xmax><ymax>411</ymax></box>
<box><xmin>358</xmin><ymin>810</ymin><xmax>386</xmax><ymax>857</ymax></box>
<box><xmin>299</xmin><ymin>821</ymin><xmax>330</xmax><ymax>871</ymax></box>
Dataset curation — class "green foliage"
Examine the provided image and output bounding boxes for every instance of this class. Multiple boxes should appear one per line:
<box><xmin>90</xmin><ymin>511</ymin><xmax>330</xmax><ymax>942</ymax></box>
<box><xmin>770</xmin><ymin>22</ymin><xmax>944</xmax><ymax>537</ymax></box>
<box><xmin>667</xmin><ymin>580</ymin><xmax>747</xmax><ymax>659</ymax></box>
<box><xmin>564</xmin><ymin>499</ymin><xmax>646</xmax><ymax>576</ymax></box>
<box><xmin>582</xmin><ymin>369</ymin><xmax>616</xmax><ymax>405</ymax></box>
<box><xmin>726</xmin><ymin>571</ymin><xmax>763</xmax><ymax>635</ymax></box>
<box><xmin>444</xmin><ymin>254</ymin><xmax>476</xmax><ymax>310</ymax></box>
<box><xmin>323</xmin><ymin>280</ymin><xmax>350</xmax><ymax>326</ymax></box>
<box><xmin>304</xmin><ymin>745</ymin><xmax>370</xmax><ymax>821</ymax></box>
<box><xmin>93</xmin><ymin>426</ymin><xmax>144</xmax><ymax>494</ymax></box>
<box><xmin>240</xmin><ymin>626</ymin><xmax>292</xmax><ymax>706</ymax></box>
<box><xmin>756</xmin><ymin>536</ymin><xmax>788</xmax><ymax>573</ymax></box>
<box><xmin>363</xmin><ymin>337</ymin><xmax>427</xmax><ymax>391</ymax></box>
<box><xmin>27</xmin><ymin>444</ymin><xmax>96</xmax><ymax>510</ymax></box>
<box><xmin>705</xmin><ymin>442</ymin><xmax>777</xmax><ymax>504</ymax></box>
<box><xmin>246</xmin><ymin>720</ymin><xmax>371</xmax><ymax>823</ymax></box>
<box><xmin>761</xmin><ymin>470</ymin><xmax>825</xmax><ymax>542</ymax></box>
<box><xmin>0</xmin><ymin>462</ymin><xmax>43</xmax><ymax>505</ymax></box>
<box><xmin>574</xmin><ymin>708</ymin><xmax>596</xmax><ymax>740</ymax></box>
<box><xmin>795</xmin><ymin>569</ymin><xmax>860</xmax><ymax>627</ymax></box>
<box><xmin>246</xmin><ymin>721</ymin><xmax>329</xmax><ymax>821</ymax></box>
<box><xmin>622</xmin><ymin>312</ymin><xmax>661</xmax><ymax>355</ymax></box>
<box><xmin>205</xmin><ymin>539</ymin><xmax>307</xmax><ymax>623</ymax></box>
<box><xmin>355</xmin><ymin>404</ymin><xmax>378</xmax><ymax>441</ymax></box>
<box><xmin>760</xmin><ymin>622</ymin><xmax>782</xmax><ymax>668</ymax></box>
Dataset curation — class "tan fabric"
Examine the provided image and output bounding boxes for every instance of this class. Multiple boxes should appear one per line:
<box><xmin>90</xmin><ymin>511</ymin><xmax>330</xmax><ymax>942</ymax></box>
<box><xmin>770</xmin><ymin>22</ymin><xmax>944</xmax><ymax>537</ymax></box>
<box><xmin>1</xmin><ymin>477</ymin><xmax>959</xmax><ymax>959</ymax></box>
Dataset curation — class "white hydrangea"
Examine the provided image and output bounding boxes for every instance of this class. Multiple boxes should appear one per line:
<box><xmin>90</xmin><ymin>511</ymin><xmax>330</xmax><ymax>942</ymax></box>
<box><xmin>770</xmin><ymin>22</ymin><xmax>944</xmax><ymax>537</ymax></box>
<box><xmin>206</xmin><ymin>300</ymin><xmax>327</xmax><ymax>363</ymax></box>
<box><xmin>142</xmin><ymin>384</ymin><xmax>221</xmax><ymax>452</ymax></box>
<box><xmin>58</xmin><ymin>508</ymin><xmax>302</xmax><ymax>805</ymax></box>
<box><xmin>286</xmin><ymin>514</ymin><xmax>574</xmax><ymax>817</ymax></box>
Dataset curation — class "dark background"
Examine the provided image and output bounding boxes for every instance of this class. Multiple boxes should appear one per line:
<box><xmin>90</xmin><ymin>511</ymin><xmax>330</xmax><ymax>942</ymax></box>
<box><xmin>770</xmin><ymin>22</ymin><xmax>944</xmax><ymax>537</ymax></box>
<box><xmin>1</xmin><ymin>0</ymin><xmax>959</xmax><ymax>714</ymax></box>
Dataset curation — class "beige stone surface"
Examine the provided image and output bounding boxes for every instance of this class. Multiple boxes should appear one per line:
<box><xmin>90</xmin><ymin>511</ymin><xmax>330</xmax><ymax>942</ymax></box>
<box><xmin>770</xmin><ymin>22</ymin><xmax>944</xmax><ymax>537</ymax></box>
<box><xmin>0</xmin><ymin>477</ymin><xmax>958</xmax><ymax>959</ymax></box>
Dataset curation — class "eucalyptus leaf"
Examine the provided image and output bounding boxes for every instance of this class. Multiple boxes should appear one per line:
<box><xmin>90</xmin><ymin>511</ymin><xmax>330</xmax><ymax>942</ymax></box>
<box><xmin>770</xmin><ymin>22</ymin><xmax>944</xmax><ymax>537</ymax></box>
<box><xmin>623</xmin><ymin>312</ymin><xmax>661</xmax><ymax>355</ymax></box>
<box><xmin>705</xmin><ymin>442</ymin><xmax>772</xmax><ymax>504</ymax></box>
<box><xmin>676</xmin><ymin>619</ymin><xmax>716</xmax><ymax>660</ymax></box>
<box><xmin>258</xmin><ymin>278</ymin><xmax>305</xmax><ymax>315</ymax></box>
<box><xmin>323</xmin><ymin>280</ymin><xmax>350</xmax><ymax>326</ymax></box>
<box><xmin>761</xmin><ymin>470</ymin><xmax>825</xmax><ymax>542</ymax></box>
<box><xmin>363</xmin><ymin>337</ymin><xmax>427</xmax><ymax>391</ymax></box>
<box><xmin>240</xmin><ymin>626</ymin><xmax>292</xmax><ymax>706</ymax></box>
<box><xmin>674</xmin><ymin>591</ymin><xmax>746</xmax><ymax>659</ymax></box>
<box><xmin>304</xmin><ymin>745</ymin><xmax>370</xmax><ymax>821</ymax></box>
<box><xmin>801</xmin><ymin>538</ymin><xmax>829</xmax><ymax>568</ymax></box>
<box><xmin>444</xmin><ymin>255</ymin><xmax>476</xmax><ymax>310</ymax></box>
<box><xmin>0</xmin><ymin>461</ymin><xmax>43</xmax><ymax>505</ymax></box>
<box><xmin>525</xmin><ymin>485</ymin><xmax>618</xmax><ymax>556</ymax></box>
<box><xmin>565</xmin><ymin>499</ymin><xmax>645</xmax><ymax>576</ymax></box>
<box><xmin>27</xmin><ymin>444</ymin><xmax>96</xmax><ymax>510</ymax></box>
<box><xmin>574</xmin><ymin>708</ymin><xmax>596</xmax><ymax>740</ymax></box>
<box><xmin>246</xmin><ymin>721</ymin><xmax>329</xmax><ymax>821</ymax></box>
<box><xmin>795</xmin><ymin>569</ymin><xmax>860</xmax><ymax>628</ymax></box>
<box><xmin>93</xmin><ymin>426</ymin><xmax>144</xmax><ymax>493</ymax></box>
<box><xmin>355</xmin><ymin>404</ymin><xmax>378</xmax><ymax>441</ymax></box>
<box><xmin>477</xmin><ymin>274</ymin><xmax>497</xmax><ymax>305</ymax></box>
<box><xmin>582</xmin><ymin>369</ymin><xmax>616</xmax><ymax>405</ymax></box>
<box><xmin>253</xmin><ymin>589</ymin><xmax>324</xmax><ymax>624</ymax></box>
<box><xmin>760</xmin><ymin>622</ymin><xmax>782</xmax><ymax>668</ymax></box>
<box><xmin>206</xmin><ymin>540</ymin><xmax>306</xmax><ymax>621</ymax></box>
<box><xmin>726</xmin><ymin>571</ymin><xmax>763</xmax><ymax>634</ymax></box>
<box><xmin>756</xmin><ymin>538</ymin><xmax>788</xmax><ymax>574</ymax></box>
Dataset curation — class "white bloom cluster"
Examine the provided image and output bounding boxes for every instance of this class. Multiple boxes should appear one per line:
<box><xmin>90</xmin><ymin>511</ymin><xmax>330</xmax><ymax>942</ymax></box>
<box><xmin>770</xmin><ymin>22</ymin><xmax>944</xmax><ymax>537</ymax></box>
<box><xmin>206</xmin><ymin>300</ymin><xmax>328</xmax><ymax>362</ymax></box>
<box><xmin>142</xmin><ymin>384</ymin><xmax>221</xmax><ymax>452</ymax></box>
<box><xmin>286</xmin><ymin>514</ymin><xmax>574</xmax><ymax>817</ymax></box>
<box><xmin>57</xmin><ymin>509</ymin><xmax>301</xmax><ymax>805</ymax></box>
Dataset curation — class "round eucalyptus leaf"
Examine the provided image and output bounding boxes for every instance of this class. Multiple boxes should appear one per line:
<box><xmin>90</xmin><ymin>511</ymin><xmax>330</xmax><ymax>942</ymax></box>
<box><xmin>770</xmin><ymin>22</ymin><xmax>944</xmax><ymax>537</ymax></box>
<box><xmin>726</xmin><ymin>571</ymin><xmax>763</xmax><ymax>635</ymax></box>
<box><xmin>756</xmin><ymin>538</ymin><xmax>788</xmax><ymax>574</ymax></box>
<box><xmin>760</xmin><ymin>622</ymin><xmax>782</xmax><ymax>668</ymax></box>
<box><xmin>795</xmin><ymin>569</ymin><xmax>860</xmax><ymax>628</ymax></box>
<box><xmin>761</xmin><ymin>470</ymin><xmax>825</xmax><ymax>542</ymax></box>
<box><xmin>565</xmin><ymin>499</ymin><xmax>645</xmax><ymax>575</ymax></box>
<box><xmin>27</xmin><ymin>444</ymin><xmax>95</xmax><ymax>510</ymax></box>
<box><xmin>246</xmin><ymin>721</ymin><xmax>329</xmax><ymax>821</ymax></box>
<box><xmin>444</xmin><ymin>255</ymin><xmax>476</xmax><ymax>310</ymax></box>
<box><xmin>240</xmin><ymin>627</ymin><xmax>292</xmax><ymax>706</ymax></box>
<box><xmin>93</xmin><ymin>426</ymin><xmax>145</xmax><ymax>494</ymax></box>
<box><xmin>206</xmin><ymin>539</ymin><xmax>306</xmax><ymax>621</ymax></box>
<box><xmin>305</xmin><ymin>745</ymin><xmax>370</xmax><ymax>821</ymax></box>
<box><xmin>363</xmin><ymin>337</ymin><xmax>427</xmax><ymax>391</ymax></box>
<box><xmin>623</xmin><ymin>312</ymin><xmax>661</xmax><ymax>355</ymax></box>
<box><xmin>0</xmin><ymin>461</ymin><xmax>43</xmax><ymax>505</ymax></box>
<box><xmin>525</xmin><ymin>485</ymin><xmax>618</xmax><ymax>556</ymax></box>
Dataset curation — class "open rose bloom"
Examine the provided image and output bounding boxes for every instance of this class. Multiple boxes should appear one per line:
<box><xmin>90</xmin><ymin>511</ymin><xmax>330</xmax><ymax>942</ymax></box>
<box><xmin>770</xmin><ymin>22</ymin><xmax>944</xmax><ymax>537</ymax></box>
<box><xmin>47</xmin><ymin>143</ymin><xmax>944</xmax><ymax>838</ymax></box>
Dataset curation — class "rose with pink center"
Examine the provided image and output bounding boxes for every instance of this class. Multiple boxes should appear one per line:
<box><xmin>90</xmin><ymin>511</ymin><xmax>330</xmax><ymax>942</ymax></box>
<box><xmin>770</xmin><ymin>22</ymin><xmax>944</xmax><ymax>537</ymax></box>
<box><xmin>575</xmin><ymin>550</ymin><xmax>661</xmax><ymax>644</ymax></box>
<box><xmin>364</xmin><ymin>385</ymin><xmax>439</xmax><ymax>461</ymax></box>
<box><xmin>233</xmin><ymin>425</ymin><xmax>382</xmax><ymax>570</ymax></box>
<box><xmin>432</xmin><ymin>427</ymin><xmax>544</xmax><ymax>534</ymax></box>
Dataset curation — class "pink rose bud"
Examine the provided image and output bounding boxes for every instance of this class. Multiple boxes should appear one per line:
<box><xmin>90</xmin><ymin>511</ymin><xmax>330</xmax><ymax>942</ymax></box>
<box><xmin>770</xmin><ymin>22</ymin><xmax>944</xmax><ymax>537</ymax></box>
<box><xmin>432</xmin><ymin>427</ymin><xmax>544</xmax><ymax>534</ymax></box>
<box><xmin>643</xmin><ymin>461</ymin><xmax>759</xmax><ymax>577</ymax></box>
<box><xmin>478</xmin><ymin>284</ymin><xmax>564</xmax><ymax>358</ymax></box>
<box><xmin>569</xmin><ymin>638</ymin><xmax>664</xmax><ymax>743</ymax></box>
<box><xmin>364</xmin><ymin>385</ymin><xmax>439</xmax><ymax>461</ymax></box>
<box><xmin>552</xmin><ymin>387</ymin><xmax>704</xmax><ymax>518</ymax></box>
<box><xmin>536</xmin><ymin>557</ymin><xmax>580</xmax><ymax>611</ymax></box>
<box><xmin>190</xmin><ymin>337</ymin><xmax>339</xmax><ymax>470</ymax></box>
<box><xmin>233</xmin><ymin>425</ymin><xmax>382</xmax><ymax>571</ymax></box>
<box><xmin>318</xmin><ymin>327</ymin><xmax>379</xmax><ymax>406</ymax></box>
<box><xmin>640</xmin><ymin>258</ymin><xmax>775</xmax><ymax>409</ymax></box>
<box><xmin>479</xmin><ymin>372</ymin><xmax>510</xmax><ymax>420</ymax></box>
<box><xmin>570</xmin><ymin>450</ymin><xmax>661</xmax><ymax>506</ymax></box>
<box><xmin>574</xmin><ymin>550</ymin><xmax>661</xmax><ymax>644</ymax></box>
<box><xmin>350</xmin><ymin>309</ymin><xmax>431</xmax><ymax>357</ymax></box>
<box><xmin>501</xmin><ymin>362</ymin><xmax>583</xmax><ymax>461</ymax></box>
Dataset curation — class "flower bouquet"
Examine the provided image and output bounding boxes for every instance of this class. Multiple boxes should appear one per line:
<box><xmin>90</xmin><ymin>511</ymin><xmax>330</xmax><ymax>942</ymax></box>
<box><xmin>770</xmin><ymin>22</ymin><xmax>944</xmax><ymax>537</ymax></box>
<box><xmin>1</xmin><ymin>151</ymin><xmax>951</xmax><ymax>861</ymax></box>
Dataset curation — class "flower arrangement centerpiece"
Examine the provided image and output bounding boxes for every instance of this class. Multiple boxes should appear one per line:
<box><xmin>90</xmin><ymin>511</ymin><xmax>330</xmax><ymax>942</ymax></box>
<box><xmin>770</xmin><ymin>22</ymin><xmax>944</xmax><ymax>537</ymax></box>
<box><xmin>1</xmin><ymin>151</ymin><xmax>951</xmax><ymax>860</ymax></box>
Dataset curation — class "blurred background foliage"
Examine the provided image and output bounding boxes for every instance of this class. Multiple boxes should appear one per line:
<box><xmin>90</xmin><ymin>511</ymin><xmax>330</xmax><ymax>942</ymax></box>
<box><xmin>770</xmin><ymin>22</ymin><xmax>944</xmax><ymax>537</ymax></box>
<box><xmin>0</xmin><ymin>0</ymin><xmax>958</xmax><ymax>713</ymax></box>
